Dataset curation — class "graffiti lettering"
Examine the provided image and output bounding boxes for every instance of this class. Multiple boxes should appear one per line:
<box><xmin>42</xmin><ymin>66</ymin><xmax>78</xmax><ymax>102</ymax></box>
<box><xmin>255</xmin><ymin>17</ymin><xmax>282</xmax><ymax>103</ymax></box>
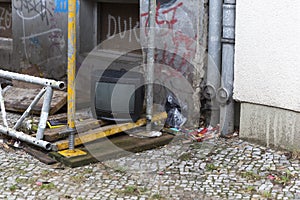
<box><xmin>14</xmin><ymin>0</ymin><xmax>53</xmax><ymax>24</ymax></box>
<box><xmin>0</xmin><ymin>6</ymin><xmax>12</xmax><ymax>31</ymax></box>
<box><xmin>48</xmin><ymin>17</ymin><xmax>65</xmax><ymax>58</ymax></box>
<box><xmin>141</xmin><ymin>2</ymin><xmax>183</xmax><ymax>37</ymax></box>
<box><xmin>106</xmin><ymin>14</ymin><xmax>140</xmax><ymax>42</ymax></box>
<box><xmin>54</xmin><ymin>0</ymin><xmax>79</xmax><ymax>13</ymax></box>
<box><xmin>141</xmin><ymin>1</ymin><xmax>196</xmax><ymax>71</ymax></box>
<box><xmin>29</xmin><ymin>37</ymin><xmax>40</xmax><ymax>46</ymax></box>
<box><xmin>54</xmin><ymin>0</ymin><xmax>67</xmax><ymax>13</ymax></box>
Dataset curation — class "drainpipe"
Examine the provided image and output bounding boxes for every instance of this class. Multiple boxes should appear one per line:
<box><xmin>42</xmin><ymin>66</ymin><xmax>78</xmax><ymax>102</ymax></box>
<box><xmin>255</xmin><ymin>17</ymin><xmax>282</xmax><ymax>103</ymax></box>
<box><xmin>145</xmin><ymin>0</ymin><xmax>156</xmax><ymax>132</ymax></box>
<box><xmin>217</xmin><ymin>0</ymin><xmax>236</xmax><ymax>135</ymax></box>
<box><xmin>204</xmin><ymin>0</ymin><xmax>223</xmax><ymax>126</ymax></box>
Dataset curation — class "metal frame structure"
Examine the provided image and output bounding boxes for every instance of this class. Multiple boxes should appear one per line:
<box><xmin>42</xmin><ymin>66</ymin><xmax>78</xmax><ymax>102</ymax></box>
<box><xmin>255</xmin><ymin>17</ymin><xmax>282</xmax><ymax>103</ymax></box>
<box><xmin>0</xmin><ymin>69</ymin><xmax>65</xmax><ymax>150</ymax></box>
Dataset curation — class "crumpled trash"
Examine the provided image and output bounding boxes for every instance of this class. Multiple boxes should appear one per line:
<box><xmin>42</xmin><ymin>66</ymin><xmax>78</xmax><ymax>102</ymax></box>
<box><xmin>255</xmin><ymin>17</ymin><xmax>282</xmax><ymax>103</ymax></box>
<box><xmin>129</xmin><ymin>130</ymin><xmax>162</xmax><ymax>138</ymax></box>
<box><xmin>164</xmin><ymin>93</ymin><xmax>187</xmax><ymax>129</ymax></box>
<box><xmin>13</xmin><ymin>140</ymin><xmax>22</xmax><ymax>148</ymax></box>
<box><xmin>185</xmin><ymin>125</ymin><xmax>220</xmax><ymax>142</ymax></box>
<box><xmin>267</xmin><ymin>174</ymin><xmax>276</xmax><ymax>180</ymax></box>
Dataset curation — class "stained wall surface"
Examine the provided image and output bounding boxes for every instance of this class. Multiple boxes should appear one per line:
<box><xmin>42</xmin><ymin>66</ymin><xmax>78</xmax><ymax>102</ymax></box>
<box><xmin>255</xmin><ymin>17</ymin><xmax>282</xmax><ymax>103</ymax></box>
<box><xmin>234</xmin><ymin>0</ymin><xmax>300</xmax><ymax>112</ymax></box>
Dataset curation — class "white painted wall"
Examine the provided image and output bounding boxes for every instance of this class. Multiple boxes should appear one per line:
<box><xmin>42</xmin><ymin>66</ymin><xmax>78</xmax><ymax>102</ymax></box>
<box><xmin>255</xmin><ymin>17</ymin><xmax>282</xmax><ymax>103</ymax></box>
<box><xmin>233</xmin><ymin>0</ymin><xmax>300</xmax><ymax>112</ymax></box>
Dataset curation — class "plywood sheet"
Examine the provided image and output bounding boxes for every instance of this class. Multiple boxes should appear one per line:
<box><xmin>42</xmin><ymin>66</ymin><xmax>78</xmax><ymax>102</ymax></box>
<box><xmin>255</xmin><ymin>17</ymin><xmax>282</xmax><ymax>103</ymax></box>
<box><xmin>3</xmin><ymin>87</ymin><xmax>67</xmax><ymax>115</ymax></box>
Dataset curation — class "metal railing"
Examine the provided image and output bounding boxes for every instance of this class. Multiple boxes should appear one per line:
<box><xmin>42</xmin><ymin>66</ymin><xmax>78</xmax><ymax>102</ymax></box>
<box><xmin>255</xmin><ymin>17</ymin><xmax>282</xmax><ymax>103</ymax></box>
<box><xmin>0</xmin><ymin>69</ymin><xmax>65</xmax><ymax>150</ymax></box>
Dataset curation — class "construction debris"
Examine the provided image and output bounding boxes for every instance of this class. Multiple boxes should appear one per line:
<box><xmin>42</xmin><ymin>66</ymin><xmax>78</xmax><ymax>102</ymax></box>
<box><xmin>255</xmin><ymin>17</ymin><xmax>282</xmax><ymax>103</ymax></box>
<box><xmin>162</xmin><ymin>125</ymin><xmax>221</xmax><ymax>143</ymax></box>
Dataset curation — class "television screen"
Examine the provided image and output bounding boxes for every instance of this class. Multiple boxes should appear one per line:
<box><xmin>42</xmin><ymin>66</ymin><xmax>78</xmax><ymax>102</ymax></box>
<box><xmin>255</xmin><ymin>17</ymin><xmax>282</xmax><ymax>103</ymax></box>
<box><xmin>91</xmin><ymin>69</ymin><xmax>144</xmax><ymax>122</ymax></box>
<box><xmin>95</xmin><ymin>82</ymin><xmax>135</xmax><ymax>113</ymax></box>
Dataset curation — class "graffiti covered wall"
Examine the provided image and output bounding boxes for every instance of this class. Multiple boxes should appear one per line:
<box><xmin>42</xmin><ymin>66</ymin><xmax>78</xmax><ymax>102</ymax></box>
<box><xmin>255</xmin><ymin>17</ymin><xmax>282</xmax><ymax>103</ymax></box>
<box><xmin>140</xmin><ymin>0</ymin><xmax>207</xmax><ymax>126</ymax></box>
<box><xmin>9</xmin><ymin>0</ymin><xmax>76</xmax><ymax>80</ymax></box>
<box><xmin>0</xmin><ymin>2</ymin><xmax>13</xmax><ymax>68</ymax></box>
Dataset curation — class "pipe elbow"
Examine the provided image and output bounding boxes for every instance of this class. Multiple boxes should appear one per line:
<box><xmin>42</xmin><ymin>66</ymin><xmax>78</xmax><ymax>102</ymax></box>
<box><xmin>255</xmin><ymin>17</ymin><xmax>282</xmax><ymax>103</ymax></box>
<box><xmin>216</xmin><ymin>87</ymin><xmax>231</xmax><ymax>104</ymax></box>
<box><xmin>203</xmin><ymin>84</ymin><xmax>217</xmax><ymax>100</ymax></box>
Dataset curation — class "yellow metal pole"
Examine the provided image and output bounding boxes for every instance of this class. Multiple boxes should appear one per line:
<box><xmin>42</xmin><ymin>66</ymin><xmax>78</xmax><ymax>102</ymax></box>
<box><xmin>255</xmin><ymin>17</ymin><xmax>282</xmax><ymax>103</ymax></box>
<box><xmin>67</xmin><ymin>0</ymin><xmax>77</xmax><ymax>150</ymax></box>
<box><xmin>59</xmin><ymin>0</ymin><xmax>86</xmax><ymax>157</ymax></box>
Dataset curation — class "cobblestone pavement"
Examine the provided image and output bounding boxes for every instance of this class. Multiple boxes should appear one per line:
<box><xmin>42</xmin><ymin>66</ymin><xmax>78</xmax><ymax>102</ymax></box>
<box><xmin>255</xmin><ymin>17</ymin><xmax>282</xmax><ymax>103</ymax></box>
<box><xmin>1</xmin><ymin>134</ymin><xmax>300</xmax><ymax>200</ymax></box>
<box><xmin>0</xmin><ymin>110</ymin><xmax>299</xmax><ymax>200</ymax></box>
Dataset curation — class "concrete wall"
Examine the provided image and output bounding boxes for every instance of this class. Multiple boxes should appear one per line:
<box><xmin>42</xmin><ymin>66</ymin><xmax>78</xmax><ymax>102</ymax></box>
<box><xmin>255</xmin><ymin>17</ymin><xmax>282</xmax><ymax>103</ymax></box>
<box><xmin>234</xmin><ymin>0</ymin><xmax>300</xmax><ymax>112</ymax></box>
<box><xmin>235</xmin><ymin>0</ymin><xmax>300</xmax><ymax>150</ymax></box>
<box><xmin>240</xmin><ymin>103</ymin><xmax>300</xmax><ymax>150</ymax></box>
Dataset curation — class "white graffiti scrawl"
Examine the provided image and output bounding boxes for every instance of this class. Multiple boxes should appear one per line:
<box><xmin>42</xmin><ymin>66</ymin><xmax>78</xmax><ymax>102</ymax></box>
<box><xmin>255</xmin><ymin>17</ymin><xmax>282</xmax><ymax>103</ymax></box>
<box><xmin>0</xmin><ymin>5</ymin><xmax>12</xmax><ymax>31</ymax></box>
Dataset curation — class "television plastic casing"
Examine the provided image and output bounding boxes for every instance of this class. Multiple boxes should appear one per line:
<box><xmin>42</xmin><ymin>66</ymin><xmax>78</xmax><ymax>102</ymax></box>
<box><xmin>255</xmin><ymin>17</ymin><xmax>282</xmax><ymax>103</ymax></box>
<box><xmin>91</xmin><ymin>69</ymin><xmax>144</xmax><ymax>122</ymax></box>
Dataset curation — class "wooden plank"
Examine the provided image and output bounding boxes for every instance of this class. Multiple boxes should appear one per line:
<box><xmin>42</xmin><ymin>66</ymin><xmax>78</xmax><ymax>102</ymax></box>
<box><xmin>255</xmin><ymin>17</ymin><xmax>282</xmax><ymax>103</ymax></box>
<box><xmin>23</xmin><ymin>144</ymin><xmax>57</xmax><ymax>165</ymax></box>
<box><xmin>44</xmin><ymin>119</ymin><xmax>108</xmax><ymax>142</ymax></box>
<box><xmin>53</xmin><ymin>112</ymin><xmax>167</xmax><ymax>151</ymax></box>
<box><xmin>3</xmin><ymin>87</ymin><xmax>67</xmax><ymax>115</ymax></box>
<box><xmin>49</xmin><ymin>133</ymin><xmax>174</xmax><ymax>168</ymax></box>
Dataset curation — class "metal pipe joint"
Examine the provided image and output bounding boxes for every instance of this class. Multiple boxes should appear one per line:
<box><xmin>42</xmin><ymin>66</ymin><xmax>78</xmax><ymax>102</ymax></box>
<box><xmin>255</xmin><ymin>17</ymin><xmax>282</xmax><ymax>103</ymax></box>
<box><xmin>216</xmin><ymin>87</ymin><xmax>231</xmax><ymax>104</ymax></box>
<box><xmin>203</xmin><ymin>84</ymin><xmax>217</xmax><ymax>100</ymax></box>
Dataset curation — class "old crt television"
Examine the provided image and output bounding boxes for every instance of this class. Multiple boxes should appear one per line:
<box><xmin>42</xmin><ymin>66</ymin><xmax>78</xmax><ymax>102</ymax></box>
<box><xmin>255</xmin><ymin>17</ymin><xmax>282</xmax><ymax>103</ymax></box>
<box><xmin>91</xmin><ymin>69</ymin><xmax>144</xmax><ymax>122</ymax></box>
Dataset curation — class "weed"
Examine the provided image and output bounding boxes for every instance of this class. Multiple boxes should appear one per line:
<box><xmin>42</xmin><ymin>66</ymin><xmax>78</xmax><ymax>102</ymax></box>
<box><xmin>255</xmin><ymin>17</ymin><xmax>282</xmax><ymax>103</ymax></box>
<box><xmin>206</xmin><ymin>163</ymin><xmax>218</xmax><ymax>171</ymax></box>
<box><xmin>124</xmin><ymin>185</ymin><xmax>138</xmax><ymax>194</ymax></box>
<box><xmin>275</xmin><ymin>170</ymin><xmax>293</xmax><ymax>185</ymax></box>
<box><xmin>70</xmin><ymin>175</ymin><xmax>85</xmax><ymax>183</ymax></box>
<box><xmin>28</xmin><ymin>178</ymin><xmax>38</xmax><ymax>185</ymax></box>
<box><xmin>77</xmin><ymin>198</ymin><xmax>84</xmax><ymax>200</ymax></box>
<box><xmin>114</xmin><ymin>166</ymin><xmax>127</xmax><ymax>173</ymax></box>
<box><xmin>40</xmin><ymin>182</ymin><xmax>56</xmax><ymax>190</ymax></box>
<box><xmin>261</xmin><ymin>191</ymin><xmax>272</xmax><ymax>198</ymax></box>
<box><xmin>15</xmin><ymin>177</ymin><xmax>27</xmax><ymax>184</ymax></box>
<box><xmin>41</xmin><ymin>170</ymin><xmax>51</xmax><ymax>176</ymax></box>
<box><xmin>9</xmin><ymin>185</ymin><xmax>18</xmax><ymax>192</ymax></box>
<box><xmin>178</xmin><ymin>152</ymin><xmax>192</xmax><ymax>161</ymax></box>
<box><xmin>240</xmin><ymin>171</ymin><xmax>260</xmax><ymax>180</ymax></box>
<box><xmin>116</xmin><ymin>185</ymin><xmax>148</xmax><ymax>195</ymax></box>
<box><xmin>83</xmin><ymin>168</ymin><xmax>93</xmax><ymax>174</ymax></box>
<box><xmin>246</xmin><ymin>186</ymin><xmax>256</xmax><ymax>193</ymax></box>
<box><xmin>14</xmin><ymin>167</ymin><xmax>26</xmax><ymax>175</ymax></box>
<box><xmin>150</xmin><ymin>193</ymin><xmax>166</xmax><ymax>200</ymax></box>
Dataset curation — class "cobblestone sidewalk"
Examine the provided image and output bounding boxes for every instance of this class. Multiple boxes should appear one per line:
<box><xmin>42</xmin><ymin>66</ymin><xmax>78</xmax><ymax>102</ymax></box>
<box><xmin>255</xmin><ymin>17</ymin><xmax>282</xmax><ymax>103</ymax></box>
<box><xmin>1</xmin><ymin>135</ymin><xmax>300</xmax><ymax>200</ymax></box>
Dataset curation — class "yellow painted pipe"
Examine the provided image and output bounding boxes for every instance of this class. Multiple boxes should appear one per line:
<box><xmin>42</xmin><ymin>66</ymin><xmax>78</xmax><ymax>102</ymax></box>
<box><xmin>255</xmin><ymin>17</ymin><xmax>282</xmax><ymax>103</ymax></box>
<box><xmin>54</xmin><ymin>112</ymin><xmax>168</xmax><ymax>151</ymax></box>
<box><xmin>67</xmin><ymin>0</ymin><xmax>76</xmax><ymax>130</ymax></box>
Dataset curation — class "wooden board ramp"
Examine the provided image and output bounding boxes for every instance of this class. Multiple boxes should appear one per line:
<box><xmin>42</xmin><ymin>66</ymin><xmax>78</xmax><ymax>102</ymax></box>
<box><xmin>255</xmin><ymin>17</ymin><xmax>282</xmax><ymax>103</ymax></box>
<box><xmin>52</xmin><ymin>112</ymin><xmax>168</xmax><ymax>151</ymax></box>
<box><xmin>49</xmin><ymin>133</ymin><xmax>174</xmax><ymax>168</ymax></box>
<box><xmin>44</xmin><ymin>118</ymin><xmax>108</xmax><ymax>142</ymax></box>
<box><xmin>4</xmin><ymin>87</ymin><xmax>67</xmax><ymax>115</ymax></box>
<box><xmin>23</xmin><ymin>111</ymin><xmax>169</xmax><ymax>167</ymax></box>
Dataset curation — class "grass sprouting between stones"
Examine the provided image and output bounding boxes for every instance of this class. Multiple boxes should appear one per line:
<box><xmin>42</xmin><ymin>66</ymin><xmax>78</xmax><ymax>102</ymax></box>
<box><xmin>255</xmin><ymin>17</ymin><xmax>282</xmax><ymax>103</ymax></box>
<box><xmin>206</xmin><ymin>163</ymin><xmax>218</xmax><ymax>171</ymax></box>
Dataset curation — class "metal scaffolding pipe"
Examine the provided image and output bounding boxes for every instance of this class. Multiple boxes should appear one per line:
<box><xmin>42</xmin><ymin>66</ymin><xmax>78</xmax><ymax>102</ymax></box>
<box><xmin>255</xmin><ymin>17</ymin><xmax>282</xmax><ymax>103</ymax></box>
<box><xmin>0</xmin><ymin>125</ymin><xmax>52</xmax><ymax>150</ymax></box>
<box><xmin>205</xmin><ymin>0</ymin><xmax>223</xmax><ymax>126</ymax></box>
<box><xmin>0</xmin><ymin>69</ymin><xmax>65</xmax><ymax>90</ymax></box>
<box><xmin>67</xmin><ymin>0</ymin><xmax>77</xmax><ymax>150</ymax></box>
<box><xmin>218</xmin><ymin>0</ymin><xmax>236</xmax><ymax>135</ymax></box>
<box><xmin>13</xmin><ymin>87</ymin><xmax>47</xmax><ymax>130</ymax></box>
<box><xmin>0</xmin><ymin>85</ymin><xmax>8</xmax><ymax>128</ymax></box>
<box><xmin>36</xmin><ymin>86</ymin><xmax>53</xmax><ymax>140</ymax></box>
<box><xmin>146</xmin><ymin>0</ymin><xmax>156</xmax><ymax>132</ymax></box>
